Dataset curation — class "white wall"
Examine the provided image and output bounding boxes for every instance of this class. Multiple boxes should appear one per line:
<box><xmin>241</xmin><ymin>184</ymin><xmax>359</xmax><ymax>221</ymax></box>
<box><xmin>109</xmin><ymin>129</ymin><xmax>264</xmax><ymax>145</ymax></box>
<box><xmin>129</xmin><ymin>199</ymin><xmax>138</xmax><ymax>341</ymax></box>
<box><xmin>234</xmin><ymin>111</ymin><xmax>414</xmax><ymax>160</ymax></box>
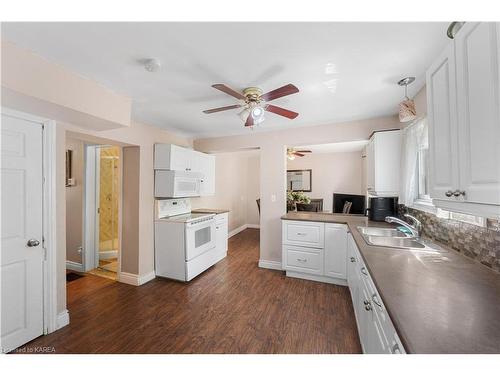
<box><xmin>191</xmin><ymin>150</ymin><xmax>260</xmax><ymax>232</ymax></box>
<box><xmin>287</xmin><ymin>151</ymin><xmax>363</xmax><ymax>212</ymax></box>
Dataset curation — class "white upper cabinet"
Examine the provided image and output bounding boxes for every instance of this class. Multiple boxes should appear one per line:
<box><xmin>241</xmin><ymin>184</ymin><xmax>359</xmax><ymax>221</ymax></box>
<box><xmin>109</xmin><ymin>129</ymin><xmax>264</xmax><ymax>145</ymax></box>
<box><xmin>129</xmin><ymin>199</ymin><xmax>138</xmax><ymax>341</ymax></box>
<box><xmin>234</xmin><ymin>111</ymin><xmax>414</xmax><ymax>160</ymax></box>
<box><xmin>427</xmin><ymin>22</ymin><xmax>500</xmax><ymax>216</ymax></box>
<box><xmin>365</xmin><ymin>130</ymin><xmax>402</xmax><ymax>197</ymax></box>
<box><xmin>154</xmin><ymin>144</ymin><xmax>216</xmax><ymax>196</ymax></box>
<box><xmin>155</xmin><ymin>144</ymin><xmax>193</xmax><ymax>171</ymax></box>
<box><xmin>324</xmin><ymin>224</ymin><xmax>347</xmax><ymax>279</ymax></box>
<box><xmin>455</xmin><ymin>22</ymin><xmax>500</xmax><ymax>206</ymax></box>
<box><xmin>427</xmin><ymin>42</ymin><xmax>459</xmax><ymax>201</ymax></box>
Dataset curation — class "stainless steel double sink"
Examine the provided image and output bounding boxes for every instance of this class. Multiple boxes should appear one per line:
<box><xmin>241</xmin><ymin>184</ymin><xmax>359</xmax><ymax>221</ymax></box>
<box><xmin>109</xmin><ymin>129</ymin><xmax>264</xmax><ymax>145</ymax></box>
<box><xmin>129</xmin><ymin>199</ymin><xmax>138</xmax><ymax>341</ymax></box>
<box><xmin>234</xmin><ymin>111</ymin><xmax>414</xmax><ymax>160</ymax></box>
<box><xmin>357</xmin><ymin>226</ymin><xmax>437</xmax><ymax>251</ymax></box>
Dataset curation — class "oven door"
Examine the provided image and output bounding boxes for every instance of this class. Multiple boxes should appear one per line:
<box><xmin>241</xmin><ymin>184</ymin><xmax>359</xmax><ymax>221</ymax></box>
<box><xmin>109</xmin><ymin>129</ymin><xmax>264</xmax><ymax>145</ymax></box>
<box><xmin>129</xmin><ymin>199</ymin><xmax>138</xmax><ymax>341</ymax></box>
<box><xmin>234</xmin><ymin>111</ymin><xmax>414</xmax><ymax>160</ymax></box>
<box><xmin>185</xmin><ymin>219</ymin><xmax>216</xmax><ymax>260</ymax></box>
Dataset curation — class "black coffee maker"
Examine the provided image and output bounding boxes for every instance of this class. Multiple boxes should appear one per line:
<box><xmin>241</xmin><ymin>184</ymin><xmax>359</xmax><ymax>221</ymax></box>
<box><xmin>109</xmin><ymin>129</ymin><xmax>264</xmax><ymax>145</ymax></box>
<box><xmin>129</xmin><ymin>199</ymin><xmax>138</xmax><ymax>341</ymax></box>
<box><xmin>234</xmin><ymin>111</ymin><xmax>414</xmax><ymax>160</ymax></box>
<box><xmin>366</xmin><ymin>197</ymin><xmax>398</xmax><ymax>221</ymax></box>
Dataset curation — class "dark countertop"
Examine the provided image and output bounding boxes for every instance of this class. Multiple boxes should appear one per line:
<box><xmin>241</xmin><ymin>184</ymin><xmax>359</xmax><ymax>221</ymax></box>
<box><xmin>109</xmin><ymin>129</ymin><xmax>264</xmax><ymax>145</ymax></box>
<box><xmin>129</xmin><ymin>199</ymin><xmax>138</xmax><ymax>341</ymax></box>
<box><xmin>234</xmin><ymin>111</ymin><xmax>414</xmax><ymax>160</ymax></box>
<box><xmin>282</xmin><ymin>212</ymin><xmax>500</xmax><ymax>353</ymax></box>
<box><xmin>192</xmin><ymin>208</ymin><xmax>230</xmax><ymax>214</ymax></box>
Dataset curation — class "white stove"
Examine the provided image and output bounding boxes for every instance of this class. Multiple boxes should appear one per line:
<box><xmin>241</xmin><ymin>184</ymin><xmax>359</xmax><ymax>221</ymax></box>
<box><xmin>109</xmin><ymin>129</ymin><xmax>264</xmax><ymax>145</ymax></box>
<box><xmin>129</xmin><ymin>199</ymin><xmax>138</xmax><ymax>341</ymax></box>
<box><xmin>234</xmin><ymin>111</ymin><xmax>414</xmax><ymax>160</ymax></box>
<box><xmin>155</xmin><ymin>198</ymin><xmax>219</xmax><ymax>281</ymax></box>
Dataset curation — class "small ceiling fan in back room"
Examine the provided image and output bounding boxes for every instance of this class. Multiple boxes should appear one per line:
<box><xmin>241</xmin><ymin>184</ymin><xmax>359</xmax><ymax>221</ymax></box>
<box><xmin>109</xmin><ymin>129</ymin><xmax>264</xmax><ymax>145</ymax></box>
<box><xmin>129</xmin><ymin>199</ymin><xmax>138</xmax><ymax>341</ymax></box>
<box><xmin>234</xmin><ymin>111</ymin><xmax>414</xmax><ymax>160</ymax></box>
<box><xmin>287</xmin><ymin>148</ymin><xmax>312</xmax><ymax>160</ymax></box>
<box><xmin>202</xmin><ymin>83</ymin><xmax>300</xmax><ymax>128</ymax></box>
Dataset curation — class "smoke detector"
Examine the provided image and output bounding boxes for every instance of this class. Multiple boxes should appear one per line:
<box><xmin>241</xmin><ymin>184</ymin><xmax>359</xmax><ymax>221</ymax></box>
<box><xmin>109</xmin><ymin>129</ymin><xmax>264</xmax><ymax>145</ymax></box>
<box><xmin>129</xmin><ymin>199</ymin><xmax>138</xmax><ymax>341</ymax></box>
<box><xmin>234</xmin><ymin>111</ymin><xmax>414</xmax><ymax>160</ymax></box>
<box><xmin>143</xmin><ymin>58</ymin><xmax>161</xmax><ymax>72</ymax></box>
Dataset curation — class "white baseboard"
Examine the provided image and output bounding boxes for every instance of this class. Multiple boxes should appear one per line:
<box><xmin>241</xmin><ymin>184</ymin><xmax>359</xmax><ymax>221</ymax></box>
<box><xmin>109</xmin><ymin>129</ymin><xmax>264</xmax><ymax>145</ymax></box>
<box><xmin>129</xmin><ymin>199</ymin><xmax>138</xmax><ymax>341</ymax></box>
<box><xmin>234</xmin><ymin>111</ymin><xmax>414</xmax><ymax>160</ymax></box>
<box><xmin>119</xmin><ymin>271</ymin><xmax>156</xmax><ymax>286</ymax></box>
<box><xmin>258</xmin><ymin>259</ymin><xmax>282</xmax><ymax>270</ymax></box>
<box><xmin>228</xmin><ymin>224</ymin><xmax>247</xmax><ymax>238</ymax></box>
<box><xmin>99</xmin><ymin>250</ymin><xmax>118</xmax><ymax>260</ymax></box>
<box><xmin>229</xmin><ymin>223</ymin><xmax>260</xmax><ymax>238</ymax></box>
<box><xmin>138</xmin><ymin>271</ymin><xmax>156</xmax><ymax>285</ymax></box>
<box><xmin>286</xmin><ymin>271</ymin><xmax>348</xmax><ymax>286</ymax></box>
<box><xmin>66</xmin><ymin>260</ymin><xmax>84</xmax><ymax>272</ymax></box>
<box><xmin>56</xmin><ymin>309</ymin><xmax>70</xmax><ymax>330</ymax></box>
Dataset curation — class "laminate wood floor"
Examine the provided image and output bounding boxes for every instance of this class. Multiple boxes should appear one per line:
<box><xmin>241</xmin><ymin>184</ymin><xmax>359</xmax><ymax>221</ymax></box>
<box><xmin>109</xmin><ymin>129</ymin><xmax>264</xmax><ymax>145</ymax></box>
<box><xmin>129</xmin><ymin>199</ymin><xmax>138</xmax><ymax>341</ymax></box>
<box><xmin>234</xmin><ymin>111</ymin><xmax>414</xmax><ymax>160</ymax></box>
<box><xmin>17</xmin><ymin>229</ymin><xmax>361</xmax><ymax>354</ymax></box>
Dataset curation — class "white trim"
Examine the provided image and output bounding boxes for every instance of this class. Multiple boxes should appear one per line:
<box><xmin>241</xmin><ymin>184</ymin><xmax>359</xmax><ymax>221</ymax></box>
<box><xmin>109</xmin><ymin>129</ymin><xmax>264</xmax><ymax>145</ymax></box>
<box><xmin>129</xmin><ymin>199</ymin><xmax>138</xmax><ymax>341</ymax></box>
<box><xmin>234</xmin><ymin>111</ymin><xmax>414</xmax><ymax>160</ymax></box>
<box><xmin>228</xmin><ymin>224</ymin><xmax>247</xmax><ymax>238</ymax></box>
<box><xmin>118</xmin><ymin>271</ymin><xmax>156</xmax><ymax>286</ymax></box>
<box><xmin>258</xmin><ymin>259</ymin><xmax>282</xmax><ymax>270</ymax></box>
<box><xmin>66</xmin><ymin>261</ymin><xmax>84</xmax><ymax>272</ymax></box>
<box><xmin>56</xmin><ymin>310</ymin><xmax>70</xmax><ymax>330</ymax></box>
<box><xmin>83</xmin><ymin>145</ymin><xmax>98</xmax><ymax>271</ymax></box>
<box><xmin>228</xmin><ymin>223</ymin><xmax>260</xmax><ymax>238</ymax></box>
<box><xmin>138</xmin><ymin>271</ymin><xmax>156</xmax><ymax>285</ymax></box>
<box><xmin>99</xmin><ymin>250</ymin><xmax>118</xmax><ymax>260</ymax></box>
<box><xmin>286</xmin><ymin>271</ymin><xmax>348</xmax><ymax>286</ymax></box>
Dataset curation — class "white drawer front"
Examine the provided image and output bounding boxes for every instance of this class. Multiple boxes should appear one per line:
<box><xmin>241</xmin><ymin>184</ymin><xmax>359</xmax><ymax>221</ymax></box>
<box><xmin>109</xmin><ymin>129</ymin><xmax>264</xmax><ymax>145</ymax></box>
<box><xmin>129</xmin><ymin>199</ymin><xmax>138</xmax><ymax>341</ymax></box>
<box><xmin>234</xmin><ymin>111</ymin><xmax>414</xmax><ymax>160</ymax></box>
<box><xmin>283</xmin><ymin>221</ymin><xmax>324</xmax><ymax>248</ymax></box>
<box><xmin>285</xmin><ymin>246</ymin><xmax>323</xmax><ymax>275</ymax></box>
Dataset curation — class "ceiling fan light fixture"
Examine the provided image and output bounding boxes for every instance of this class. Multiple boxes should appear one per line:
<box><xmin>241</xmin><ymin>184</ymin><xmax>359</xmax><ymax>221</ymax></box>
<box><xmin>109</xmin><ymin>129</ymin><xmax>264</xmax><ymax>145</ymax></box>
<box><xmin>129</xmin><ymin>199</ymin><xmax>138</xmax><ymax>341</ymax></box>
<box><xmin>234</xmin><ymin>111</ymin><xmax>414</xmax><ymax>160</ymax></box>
<box><xmin>251</xmin><ymin>106</ymin><xmax>265</xmax><ymax>125</ymax></box>
<box><xmin>238</xmin><ymin>108</ymin><xmax>250</xmax><ymax>122</ymax></box>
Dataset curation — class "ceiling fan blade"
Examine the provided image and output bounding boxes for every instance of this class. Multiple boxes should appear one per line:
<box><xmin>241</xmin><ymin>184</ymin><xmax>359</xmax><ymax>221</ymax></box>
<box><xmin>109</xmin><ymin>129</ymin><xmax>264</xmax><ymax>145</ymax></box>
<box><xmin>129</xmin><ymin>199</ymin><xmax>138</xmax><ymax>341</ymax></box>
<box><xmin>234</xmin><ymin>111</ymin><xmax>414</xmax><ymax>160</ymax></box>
<box><xmin>245</xmin><ymin>114</ymin><xmax>254</xmax><ymax>127</ymax></box>
<box><xmin>265</xmin><ymin>104</ymin><xmax>299</xmax><ymax>119</ymax></box>
<box><xmin>261</xmin><ymin>84</ymin><xmax>299</xmax><ymax>102</ymax></box>
<box><xmin>211</xmin><ymin>84</ymin><xmax>246</xmax><ymax>100</ymax></box>
<box><xmin>294</xmin><ymin>152</ymin><xmax>305</xmax><ymax>157</ymax></box>
<box><xmin>295</xmin><ymin>150</ymin><xmax>312</xmax><ymax>153</ymax></box>
<box><xmin>203</xmin><ymin>104</ymin><xmax>242</xmax><ymax>114</ymax></box>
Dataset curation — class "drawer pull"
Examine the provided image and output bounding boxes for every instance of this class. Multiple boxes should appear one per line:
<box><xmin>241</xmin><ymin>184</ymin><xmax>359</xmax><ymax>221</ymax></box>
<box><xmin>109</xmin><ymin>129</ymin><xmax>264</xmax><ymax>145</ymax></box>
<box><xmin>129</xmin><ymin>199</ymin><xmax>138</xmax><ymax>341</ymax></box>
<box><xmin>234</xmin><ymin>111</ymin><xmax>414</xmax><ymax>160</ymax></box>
<box><xmin>364</xmin><ymin>302</ymin><xmax>372</xmax><ymax>311</ymax></box>
<box><xmin>296</xmin><ymin>258</ymin><xmax>307</xmax><ymax>263</ymax></box>
<box><xmin>350</xmin><ymin>257</ymin><xmax>356</xmax><ymax>263</ymax></box>
<box><xmin>372</xmin><ymin>293</ymin><xmax>382</xmax><ymax>308</ymax></box>
<box><xmin>360</xmin><ymin>267</ymin><xmax>368</xmax><ymax>276</ymax></box>
<box><xmin>296</xmin><ymin>232</ymin><xmax>307</xmax><ymax>236</ymax></box>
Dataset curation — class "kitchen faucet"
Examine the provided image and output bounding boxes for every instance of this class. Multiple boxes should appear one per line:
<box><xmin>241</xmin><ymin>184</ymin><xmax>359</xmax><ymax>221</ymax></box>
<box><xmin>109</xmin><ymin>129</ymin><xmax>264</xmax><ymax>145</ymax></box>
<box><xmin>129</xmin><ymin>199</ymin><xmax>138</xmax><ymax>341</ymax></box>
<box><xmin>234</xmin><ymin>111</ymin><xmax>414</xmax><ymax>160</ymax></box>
<box><xmin>385</xmin><ymin>214</ymin><xmax>422</xmax><ymax>238</ymax></box>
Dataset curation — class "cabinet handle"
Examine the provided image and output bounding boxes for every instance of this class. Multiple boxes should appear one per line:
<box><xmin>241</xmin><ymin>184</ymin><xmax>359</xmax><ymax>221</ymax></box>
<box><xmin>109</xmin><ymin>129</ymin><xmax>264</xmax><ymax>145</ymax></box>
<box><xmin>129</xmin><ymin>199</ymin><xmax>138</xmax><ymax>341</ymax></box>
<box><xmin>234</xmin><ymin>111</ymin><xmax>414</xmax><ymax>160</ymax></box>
<box><xmin>360</xmin><ymin>267</ymin><xmax>368</xmax><ymax>276</ymax></box>
<box><xmin>364</xmin><ymin>302</ymin><xmax>372</xmax><ymax>311</ymax></box>
<box><xmin>363</xmin><ymin>299</ymin><xmax>370</xmax><ymax>305</ymax></box>
<box><xmin>453</xmin><ymin>190</ymin><xmax>466</xmax><ymax>197</ymax></box>
<box><xmin>296</xmin><ymin>232</ymin><xmax>307</xmax><ymax>236</ymax></box>
<box><xmin>296</xmin><ymin>258</ymin><xmax>307</xmax><ymax>263</ymax></box>
<box><xmin>372</xmin><ymin>293</ymin><xmax>382</xmax><ymax>308</ymax></box>
<box><xmin>391</xmin><ymin>343</ymin><xmax>401</xmax><ymax>354</ymax></box>
<box><xmin>350</xmin><ymin>257</ymin><xmax>356</xmax><ymax>263</ymax></box>
<box><xmin>445</xmin><ymin>190</ymin><xmax>453</xmax><ymax>197</ymax></box>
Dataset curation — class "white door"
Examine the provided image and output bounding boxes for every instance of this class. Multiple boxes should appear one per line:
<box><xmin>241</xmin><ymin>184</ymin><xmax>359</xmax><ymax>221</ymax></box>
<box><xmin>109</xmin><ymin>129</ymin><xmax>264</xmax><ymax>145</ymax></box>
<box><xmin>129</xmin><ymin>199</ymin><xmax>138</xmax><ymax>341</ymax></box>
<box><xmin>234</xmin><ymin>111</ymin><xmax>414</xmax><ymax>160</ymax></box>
<box><xmin>455</xmin><ymin>22</ymin><xmax>500</xmax><ymax>205</ymax></box>
<box><xmin>426</xmin><ymin>42</ymin><xmax>460</xmax><ymax>201</ymax></box>
<box><xmin>324</xmin><ymin>224</ymin><xmax>347</xmax><ymax>279</ymax></box>
<box><xmin>1</xmin><ymin>113</ymin><xmax>44</xmax><ymax>352</ymax></box>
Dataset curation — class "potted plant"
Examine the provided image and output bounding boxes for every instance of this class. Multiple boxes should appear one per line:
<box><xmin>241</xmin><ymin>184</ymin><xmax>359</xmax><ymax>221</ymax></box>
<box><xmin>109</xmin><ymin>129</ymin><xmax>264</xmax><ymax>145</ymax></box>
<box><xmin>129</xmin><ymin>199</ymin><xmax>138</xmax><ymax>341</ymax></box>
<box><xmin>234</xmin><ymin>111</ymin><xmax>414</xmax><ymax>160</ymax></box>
<box><xmin>287</xmin><ymin>190</ymin><xmax>311</xmax><ymax>211</ymax></box>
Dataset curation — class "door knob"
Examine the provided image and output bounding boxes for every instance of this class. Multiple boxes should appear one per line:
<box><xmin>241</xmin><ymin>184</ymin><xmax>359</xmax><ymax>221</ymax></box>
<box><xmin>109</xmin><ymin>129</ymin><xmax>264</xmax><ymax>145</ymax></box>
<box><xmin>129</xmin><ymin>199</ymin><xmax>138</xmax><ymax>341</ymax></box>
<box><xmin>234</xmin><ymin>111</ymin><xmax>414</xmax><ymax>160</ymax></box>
<box><xmin>453</xmin><ymin>190</ymin><xmax>466</xmax><ymax>197</ymax></box>
<box><xmin>445</xmin><ymin>190</ymin><xmax>453</xmax><ymax>197</ymax></box>
<box><xmin>27</xmin><ymin>238</ymin><xmax>40</xmax><ymax>247</ymax></box>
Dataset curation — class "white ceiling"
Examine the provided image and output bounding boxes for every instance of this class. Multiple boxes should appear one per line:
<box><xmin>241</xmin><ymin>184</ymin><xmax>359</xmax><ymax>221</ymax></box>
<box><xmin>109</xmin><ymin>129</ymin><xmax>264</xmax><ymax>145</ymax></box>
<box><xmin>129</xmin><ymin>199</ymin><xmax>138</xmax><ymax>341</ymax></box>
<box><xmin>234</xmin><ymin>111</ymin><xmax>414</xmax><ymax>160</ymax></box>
<box><xmin>1</xmin><ymin>22</ymin><xmax>448</xmax><ymax>138</ymax></box>
<box><xmin>296</xmin><ymin>140</ymin><xmax>369</xmax><ymax>153</ymax></box>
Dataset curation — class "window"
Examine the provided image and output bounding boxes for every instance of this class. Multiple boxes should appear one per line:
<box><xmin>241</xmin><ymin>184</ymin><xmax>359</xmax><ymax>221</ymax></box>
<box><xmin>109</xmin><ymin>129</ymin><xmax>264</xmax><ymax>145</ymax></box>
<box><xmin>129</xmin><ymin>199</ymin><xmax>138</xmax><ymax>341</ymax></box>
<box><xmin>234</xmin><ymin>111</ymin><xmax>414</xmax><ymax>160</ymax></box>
<box><xmin>417</xmin><ymin>144</ymin><xmax>430</xmax><ymax>200</ymax></box>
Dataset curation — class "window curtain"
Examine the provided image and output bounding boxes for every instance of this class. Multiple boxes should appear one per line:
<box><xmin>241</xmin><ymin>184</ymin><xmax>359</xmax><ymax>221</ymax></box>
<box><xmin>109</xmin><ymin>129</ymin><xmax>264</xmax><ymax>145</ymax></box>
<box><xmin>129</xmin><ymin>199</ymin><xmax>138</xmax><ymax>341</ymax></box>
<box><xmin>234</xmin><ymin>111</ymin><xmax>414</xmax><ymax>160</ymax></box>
<box><xmin>400</xmin><ymin>117</ymin><xmax>427</xmax><ymax>206</ymax></box>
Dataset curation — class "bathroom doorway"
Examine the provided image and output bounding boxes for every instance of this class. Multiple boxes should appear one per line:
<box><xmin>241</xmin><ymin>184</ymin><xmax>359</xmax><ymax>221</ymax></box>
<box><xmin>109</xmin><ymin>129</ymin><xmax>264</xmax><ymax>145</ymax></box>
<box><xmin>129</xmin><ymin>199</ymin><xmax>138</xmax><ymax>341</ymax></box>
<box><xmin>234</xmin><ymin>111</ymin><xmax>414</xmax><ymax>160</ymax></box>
<box><xmin>83</xmin><ymin>145</ymin><xmax>122</xmax><ymax>280</ymax></box>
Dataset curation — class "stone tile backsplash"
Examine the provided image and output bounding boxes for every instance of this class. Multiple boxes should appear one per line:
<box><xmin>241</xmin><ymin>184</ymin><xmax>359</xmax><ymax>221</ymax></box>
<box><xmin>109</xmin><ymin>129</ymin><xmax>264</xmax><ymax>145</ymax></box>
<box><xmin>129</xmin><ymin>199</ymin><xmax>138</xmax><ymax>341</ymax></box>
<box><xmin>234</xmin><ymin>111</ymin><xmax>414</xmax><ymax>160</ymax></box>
<box><xmin>398</xmin><ymin>205</ymin><xmax>500</xmax><ymax>273</ymax></box>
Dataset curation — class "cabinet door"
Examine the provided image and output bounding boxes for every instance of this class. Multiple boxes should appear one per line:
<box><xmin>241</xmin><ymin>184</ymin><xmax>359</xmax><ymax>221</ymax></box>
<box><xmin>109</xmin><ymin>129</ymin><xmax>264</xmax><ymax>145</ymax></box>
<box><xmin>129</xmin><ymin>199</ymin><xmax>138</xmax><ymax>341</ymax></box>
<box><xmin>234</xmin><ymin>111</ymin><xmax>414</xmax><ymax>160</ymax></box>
<box><xmin>324</xmin><ymin>224</ymin><xmax>347</xmax><ymax>279</ymax></box>
<box><xmin>170</xmin><ymin>144</ymin><xmax>191</xmax><ymax>171</ymax></box>
<box><xmin>347</xmin><ymin>234</ymin><xmax>357</xmax><ymax>288</ymax></box>
<box><xmin>199</xmin><ymin>153</ymin><xmax>216</xmax><ymax>196</ymax></box>
<box><xmin>427</xmin><ymin>42</ymin><xmax>460</xmax><ymax>201</ymax></box>
<box><xmin>456</xmin><ymin>22</ymin><xmax>500</xmax><ymax>205</ymax></box>
<box><xmin>366</xmin><ymin>140</ymin><xmax>375</xmax><ymax>192</ymax></box>
<box><xmin>215</xmin><ymin>214</ymin><xmax>228</xmax><ymax>255</ymax></box>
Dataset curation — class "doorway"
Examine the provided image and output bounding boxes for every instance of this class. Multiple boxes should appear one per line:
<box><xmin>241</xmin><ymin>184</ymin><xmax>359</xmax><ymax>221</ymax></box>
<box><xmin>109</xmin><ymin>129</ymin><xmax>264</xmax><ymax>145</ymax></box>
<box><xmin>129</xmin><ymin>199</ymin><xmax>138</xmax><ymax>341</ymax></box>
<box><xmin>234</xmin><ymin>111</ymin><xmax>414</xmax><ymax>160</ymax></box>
<box><xmin>65</xmin><ymin>139</ymin><xmax>122</xmax><ymax>281</ymax></box>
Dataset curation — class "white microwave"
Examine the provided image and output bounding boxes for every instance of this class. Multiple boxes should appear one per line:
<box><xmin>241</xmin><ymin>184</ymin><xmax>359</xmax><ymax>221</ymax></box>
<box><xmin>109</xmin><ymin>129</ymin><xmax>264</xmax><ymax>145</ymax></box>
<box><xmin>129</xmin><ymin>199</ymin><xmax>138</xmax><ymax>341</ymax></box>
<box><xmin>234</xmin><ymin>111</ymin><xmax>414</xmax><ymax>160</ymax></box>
<box><xmin>155</xmin><ymin>170</ymin><xmax>203</xmax><ymax>198</ymax></box>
